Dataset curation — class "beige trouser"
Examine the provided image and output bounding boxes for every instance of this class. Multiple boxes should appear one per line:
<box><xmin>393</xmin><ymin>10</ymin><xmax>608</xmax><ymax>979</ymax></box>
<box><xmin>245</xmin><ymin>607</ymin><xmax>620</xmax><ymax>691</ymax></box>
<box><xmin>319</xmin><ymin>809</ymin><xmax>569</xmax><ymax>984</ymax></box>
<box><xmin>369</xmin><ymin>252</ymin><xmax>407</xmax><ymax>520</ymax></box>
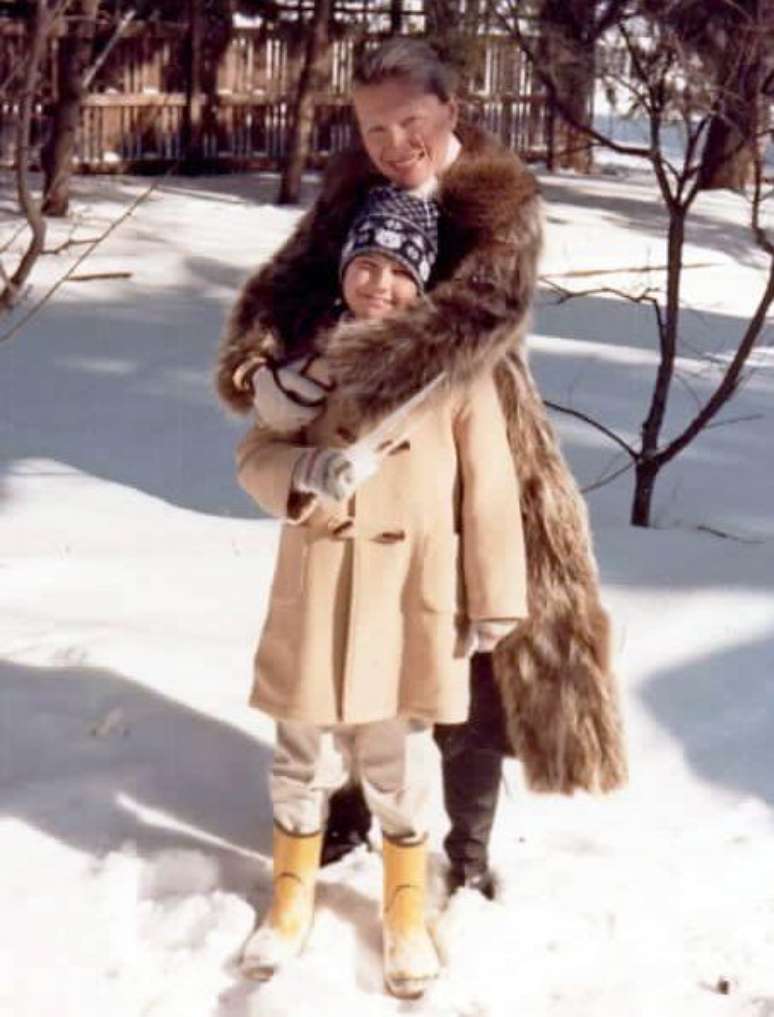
<box><xmin>270</xmin><ymin>718</ymin><xmax>433</xmax><ymax>841</ymax></box>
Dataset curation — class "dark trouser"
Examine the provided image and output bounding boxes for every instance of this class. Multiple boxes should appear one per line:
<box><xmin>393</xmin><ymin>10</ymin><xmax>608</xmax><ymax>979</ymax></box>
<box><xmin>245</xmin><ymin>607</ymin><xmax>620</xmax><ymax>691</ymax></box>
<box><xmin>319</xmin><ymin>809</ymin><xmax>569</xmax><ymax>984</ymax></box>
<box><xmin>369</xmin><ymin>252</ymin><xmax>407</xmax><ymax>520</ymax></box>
<box><xmin>322</xmin><ymin>652</ymin><xmax>507</xmax><ymax>872</ymax></box>
<box><xmin>432</xmin><ymin>652</ymin><xmax>508</xmax><ymax>875</ymax></box>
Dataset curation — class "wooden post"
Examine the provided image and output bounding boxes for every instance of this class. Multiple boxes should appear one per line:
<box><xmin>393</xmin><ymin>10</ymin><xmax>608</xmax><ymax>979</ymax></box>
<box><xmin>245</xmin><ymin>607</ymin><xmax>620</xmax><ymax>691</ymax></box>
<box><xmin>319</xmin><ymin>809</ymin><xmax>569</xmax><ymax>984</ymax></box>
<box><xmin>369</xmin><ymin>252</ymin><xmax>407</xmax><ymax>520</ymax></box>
<box><xmin>390</xmin><ymin>0</ymin><xmax>402</xmax><ymax>34</ymax></box>
<box><xmin>183</xmin><ymin>0</ymin><xmax>204</xmax><ymax>168</ymax></box>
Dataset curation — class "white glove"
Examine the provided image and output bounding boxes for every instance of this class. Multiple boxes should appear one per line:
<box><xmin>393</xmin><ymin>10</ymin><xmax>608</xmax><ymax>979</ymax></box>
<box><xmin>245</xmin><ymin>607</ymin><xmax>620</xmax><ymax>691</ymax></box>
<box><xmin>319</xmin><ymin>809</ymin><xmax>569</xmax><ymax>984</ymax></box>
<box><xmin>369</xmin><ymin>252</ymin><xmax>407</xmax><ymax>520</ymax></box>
<box><xmin>250</xmin><ymin>359</ymin><xmax>328</xmax><ymax>433</ymax></box>
<box><xmin>293</xmin><ymin>446</ymin><xmax>380</xmax><ymax>503</ymax></box>
<box><xmin>460</xmin><ymin>619</ymin><xmax>520</xmax><ymax>657</ymax></box>
<box><xmin>475</xmin><ymin>619</ymin><xmax>520</xmax><ymax>652</ymax></box>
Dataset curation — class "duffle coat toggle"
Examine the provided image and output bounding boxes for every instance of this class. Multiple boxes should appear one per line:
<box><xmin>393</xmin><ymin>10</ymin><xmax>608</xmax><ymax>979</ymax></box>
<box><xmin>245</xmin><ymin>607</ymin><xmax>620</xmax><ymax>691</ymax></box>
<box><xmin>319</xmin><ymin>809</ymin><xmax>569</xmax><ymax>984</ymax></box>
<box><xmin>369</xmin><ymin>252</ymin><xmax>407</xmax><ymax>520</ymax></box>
<box><xmin>318</xmin><ymin>515</ymin><xmax>406</xmax><ymax>543</ymax></box>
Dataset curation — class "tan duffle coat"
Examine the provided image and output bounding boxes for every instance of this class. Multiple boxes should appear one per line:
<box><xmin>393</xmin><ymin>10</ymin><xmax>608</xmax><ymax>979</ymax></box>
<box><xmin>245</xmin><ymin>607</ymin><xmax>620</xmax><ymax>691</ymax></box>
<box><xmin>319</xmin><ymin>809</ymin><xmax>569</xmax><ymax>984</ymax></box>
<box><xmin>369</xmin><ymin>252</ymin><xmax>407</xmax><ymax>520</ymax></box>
<box><xmin>236</xmin><ymin>363</ymin><xmax>528</xmax><ymax>727</ymax></box>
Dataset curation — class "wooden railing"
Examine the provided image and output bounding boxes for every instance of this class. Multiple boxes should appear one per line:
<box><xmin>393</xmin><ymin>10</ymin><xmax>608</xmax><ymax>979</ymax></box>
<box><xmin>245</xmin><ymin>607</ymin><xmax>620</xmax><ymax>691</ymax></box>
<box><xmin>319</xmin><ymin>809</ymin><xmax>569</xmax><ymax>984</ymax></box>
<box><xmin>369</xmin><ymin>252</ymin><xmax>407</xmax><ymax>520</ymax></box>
<box><xmin>0</xmin><ymin>19</ymin><xmax>549</xmax><ymax>172</ymax></box>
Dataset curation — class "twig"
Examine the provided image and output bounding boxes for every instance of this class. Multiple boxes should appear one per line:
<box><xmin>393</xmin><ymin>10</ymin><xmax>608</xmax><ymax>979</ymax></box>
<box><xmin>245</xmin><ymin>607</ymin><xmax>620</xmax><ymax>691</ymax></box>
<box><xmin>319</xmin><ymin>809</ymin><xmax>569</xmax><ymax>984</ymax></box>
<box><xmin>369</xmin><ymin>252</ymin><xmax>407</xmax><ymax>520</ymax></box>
<box><xmin>581</xmin><ymin>459</ymin><xmax>634</xmax><ymax>494</ymax></box>
<box><xmin>66</xmin><ymin>271</ymin><xmax>132</xmax><ymax>282</ymax></box>
<box><xmin>703</xmin><ymin>412</ymin><xmax>764</xmax><ymax>430</ymax></box>
<box><xmin>0</xmin><ymin>168</ymin><xmax>177</xmax><ymax>345</ymax></box>
<box><xmin>82</xmin><ymin>7</ymin><xmax>139</xmax><ymax>91</ymax></box>
<box><xmin>541</xmin><ymin>262</ymin><xmax>717</xmax><ymax>280</ymax></box>
<box><xmin>542</xmin><ymin>277</ymin><xmax>661</xmax><ymax>305</ymax></box>
<box><xmin>695</xmin><ymin>524</ymin><xmax>765</xmax><ymax>544</ymax></box>
<box><xmin>43</xmin><ymin>235</ymin><xmax>102</xmax><ymax>254</ymax></box>
<box><xmin>544</xmin><ymin>399</ymin><xmax>637</xmax><ymax>459</ymax></box>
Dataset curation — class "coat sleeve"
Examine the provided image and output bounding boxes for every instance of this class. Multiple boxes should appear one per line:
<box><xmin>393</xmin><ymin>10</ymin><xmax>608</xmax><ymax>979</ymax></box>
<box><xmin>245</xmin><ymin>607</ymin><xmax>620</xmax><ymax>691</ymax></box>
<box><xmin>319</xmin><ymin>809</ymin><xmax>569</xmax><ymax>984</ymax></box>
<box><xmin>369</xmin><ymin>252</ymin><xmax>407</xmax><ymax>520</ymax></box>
<box><xmin>453</xmin><ymin>373</ymin><xmax>529</xmax><ymax>623</ymax></box>
<box><xmin>236</xmin><ymin>425</ymin><xmax>317</xmax><ymax>524</ymax></box>
<box><xmin>322</xmin><ymin>153</ymin><xmax>543</xmax><ymax>423</ymax></box>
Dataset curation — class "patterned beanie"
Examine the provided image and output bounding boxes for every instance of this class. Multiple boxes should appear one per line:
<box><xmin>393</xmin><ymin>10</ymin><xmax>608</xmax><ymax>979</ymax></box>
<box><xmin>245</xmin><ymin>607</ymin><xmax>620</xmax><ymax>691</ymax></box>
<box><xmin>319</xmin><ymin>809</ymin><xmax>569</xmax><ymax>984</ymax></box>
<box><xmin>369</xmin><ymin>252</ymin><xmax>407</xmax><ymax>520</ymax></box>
<box><xmin>339</xmin><ymin>184</ymin><xmax>440</xmax><ymax>293</ymax></box>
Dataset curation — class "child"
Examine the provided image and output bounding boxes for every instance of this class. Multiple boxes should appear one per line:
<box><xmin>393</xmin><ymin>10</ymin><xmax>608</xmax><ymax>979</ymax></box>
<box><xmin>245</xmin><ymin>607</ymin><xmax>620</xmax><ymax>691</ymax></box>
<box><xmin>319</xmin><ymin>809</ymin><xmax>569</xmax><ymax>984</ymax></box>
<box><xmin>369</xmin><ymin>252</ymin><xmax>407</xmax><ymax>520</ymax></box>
<box><xmin>234</xmin><ymin>185</ymin><xmax>528</xmax><ymax>998</ymax></box>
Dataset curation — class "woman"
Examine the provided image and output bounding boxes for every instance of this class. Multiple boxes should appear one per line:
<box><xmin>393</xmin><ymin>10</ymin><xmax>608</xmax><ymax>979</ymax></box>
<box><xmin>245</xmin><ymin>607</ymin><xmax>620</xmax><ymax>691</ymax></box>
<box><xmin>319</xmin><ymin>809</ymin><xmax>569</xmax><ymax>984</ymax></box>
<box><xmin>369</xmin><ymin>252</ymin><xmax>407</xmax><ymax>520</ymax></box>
<box><xmin>217</xmin><ymin>37</ymin><xmax>626</xmax><ymax>902</ymax></box>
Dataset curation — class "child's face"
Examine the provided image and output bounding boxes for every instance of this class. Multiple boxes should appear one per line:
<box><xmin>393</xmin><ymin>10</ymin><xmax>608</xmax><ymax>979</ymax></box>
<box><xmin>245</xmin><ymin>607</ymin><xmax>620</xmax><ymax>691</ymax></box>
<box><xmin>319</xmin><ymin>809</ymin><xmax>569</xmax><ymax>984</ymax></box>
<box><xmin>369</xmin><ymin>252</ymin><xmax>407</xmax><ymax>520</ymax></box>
<box><xmin>342</xmin><ymin>253</ymin><xmax>419</xmax><ymax>320</ymax></box>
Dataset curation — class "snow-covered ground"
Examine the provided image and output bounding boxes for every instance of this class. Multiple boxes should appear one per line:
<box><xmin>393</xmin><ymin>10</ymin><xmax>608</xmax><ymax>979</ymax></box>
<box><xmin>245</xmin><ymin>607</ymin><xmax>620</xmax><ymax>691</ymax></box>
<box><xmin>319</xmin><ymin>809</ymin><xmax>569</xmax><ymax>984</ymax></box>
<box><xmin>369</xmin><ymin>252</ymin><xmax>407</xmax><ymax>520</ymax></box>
<box><xmin>1</xmin><ymin>165</ymin><xmax>772</xmax><ymax>1017</ymax></box>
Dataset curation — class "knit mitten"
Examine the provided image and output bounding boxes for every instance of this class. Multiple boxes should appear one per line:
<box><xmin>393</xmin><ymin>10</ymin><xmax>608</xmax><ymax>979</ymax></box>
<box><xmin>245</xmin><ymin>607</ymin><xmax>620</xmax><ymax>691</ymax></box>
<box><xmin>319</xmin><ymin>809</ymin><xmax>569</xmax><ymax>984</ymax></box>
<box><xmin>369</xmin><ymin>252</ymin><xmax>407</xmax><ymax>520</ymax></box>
<box><xmin>293</xmin><ymin>446</ymin><xmax>379</xmax><ymax>503</ymax></box>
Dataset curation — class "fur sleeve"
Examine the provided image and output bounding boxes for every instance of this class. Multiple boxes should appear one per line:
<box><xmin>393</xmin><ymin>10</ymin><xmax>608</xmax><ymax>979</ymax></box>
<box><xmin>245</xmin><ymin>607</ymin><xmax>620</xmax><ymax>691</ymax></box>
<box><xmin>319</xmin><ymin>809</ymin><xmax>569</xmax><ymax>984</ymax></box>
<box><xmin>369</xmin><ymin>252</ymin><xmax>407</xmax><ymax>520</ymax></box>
<box><xmin>321</xmin><ymin>155</ymin><xmax>543</xmax><ymax>421</ymax></box>
<box><xmin>215</xmin><ymin>151</ymin><xmax>377</xmax><ymax>414</ymax></box>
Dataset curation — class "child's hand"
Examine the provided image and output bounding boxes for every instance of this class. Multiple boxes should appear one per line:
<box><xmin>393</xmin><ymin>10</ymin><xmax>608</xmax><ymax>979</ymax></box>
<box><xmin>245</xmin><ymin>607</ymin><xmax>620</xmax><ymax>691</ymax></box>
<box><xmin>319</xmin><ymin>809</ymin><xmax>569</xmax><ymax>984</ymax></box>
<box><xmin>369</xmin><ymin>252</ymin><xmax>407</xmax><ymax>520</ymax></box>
<box><xmin>294</xmin><ymin>446</ymin><xmax>380</xmax><ymax>503</ymax></box>
<box><xmin>250</xmin><ymin>362</ymin><xmax>328</xmax><ymax>433</ymax></box>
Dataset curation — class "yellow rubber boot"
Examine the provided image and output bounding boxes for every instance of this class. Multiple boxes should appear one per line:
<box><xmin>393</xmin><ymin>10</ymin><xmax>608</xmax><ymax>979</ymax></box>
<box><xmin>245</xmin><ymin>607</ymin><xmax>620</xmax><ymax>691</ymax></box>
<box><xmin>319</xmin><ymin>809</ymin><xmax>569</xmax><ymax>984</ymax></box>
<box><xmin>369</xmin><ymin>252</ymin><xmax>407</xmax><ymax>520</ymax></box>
<box><xmin>240</xmin><ymin>825</ymin><xmax>322</xmax><ymax>980</ymax></box>
<box><xmin>382</xmin><ymin>835</ymin><xmax>440</xmax><ymax>999</ymax></box>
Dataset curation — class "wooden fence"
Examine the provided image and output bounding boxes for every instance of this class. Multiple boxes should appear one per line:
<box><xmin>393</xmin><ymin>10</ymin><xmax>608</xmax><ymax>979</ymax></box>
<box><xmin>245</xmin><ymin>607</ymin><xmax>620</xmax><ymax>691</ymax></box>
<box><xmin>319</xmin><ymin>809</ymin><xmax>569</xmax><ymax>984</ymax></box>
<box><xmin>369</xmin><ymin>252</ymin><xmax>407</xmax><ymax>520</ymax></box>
<box><xmin>0</xmin><ymin>21</ymin><xmax>549</xmax><ymax>172</ymax></box>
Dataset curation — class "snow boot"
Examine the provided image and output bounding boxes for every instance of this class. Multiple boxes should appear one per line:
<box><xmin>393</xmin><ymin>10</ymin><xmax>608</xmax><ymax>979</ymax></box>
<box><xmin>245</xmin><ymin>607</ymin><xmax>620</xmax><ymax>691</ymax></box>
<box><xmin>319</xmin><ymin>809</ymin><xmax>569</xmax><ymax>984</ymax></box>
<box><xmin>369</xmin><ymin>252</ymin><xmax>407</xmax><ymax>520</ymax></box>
<box><xmin>382</xmin><ymin>834</ymin><xmax>440</xmax><ymax>999</ymax></box>
<box><xmin>240</xmin><ymin>825</ymin><xmax>322</xmax><ymax>980</ymax></box>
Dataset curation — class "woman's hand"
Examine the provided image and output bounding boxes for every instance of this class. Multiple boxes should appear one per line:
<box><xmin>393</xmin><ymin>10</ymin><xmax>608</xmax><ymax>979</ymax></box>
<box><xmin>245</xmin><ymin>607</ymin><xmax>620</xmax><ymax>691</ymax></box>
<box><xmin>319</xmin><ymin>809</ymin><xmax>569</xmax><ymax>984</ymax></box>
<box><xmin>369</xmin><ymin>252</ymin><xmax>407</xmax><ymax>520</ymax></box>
<box><xmin>235</xmin><ymin>358</ymin><xmax>328</xmax><ymax>433</ymax></box>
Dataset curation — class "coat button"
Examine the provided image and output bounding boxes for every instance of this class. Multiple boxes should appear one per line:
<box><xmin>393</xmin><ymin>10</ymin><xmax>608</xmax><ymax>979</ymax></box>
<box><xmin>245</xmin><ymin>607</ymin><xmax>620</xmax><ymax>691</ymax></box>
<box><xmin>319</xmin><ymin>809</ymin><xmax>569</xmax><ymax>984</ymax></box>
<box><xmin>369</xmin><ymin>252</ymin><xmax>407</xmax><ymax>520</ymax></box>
<box><xmin>330</xmin><ymin>519</ymin><xmax>354</xmax><ymax>537</ymax></box>
<box><xmin>387</xmin><ymin>439</ymin><xmax>411</xmax><ymax>456</ymax></box>
<box><xmin>374</xmin><ymin>530</ymin><xmax>405</xmax><ymax>544</ymax></box>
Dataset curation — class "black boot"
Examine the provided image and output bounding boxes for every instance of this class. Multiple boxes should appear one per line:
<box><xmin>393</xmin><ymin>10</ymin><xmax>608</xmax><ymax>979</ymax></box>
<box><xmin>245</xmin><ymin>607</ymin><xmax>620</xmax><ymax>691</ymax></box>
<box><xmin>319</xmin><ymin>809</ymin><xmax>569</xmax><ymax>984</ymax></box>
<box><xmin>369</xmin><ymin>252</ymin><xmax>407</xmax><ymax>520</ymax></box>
<box><xmin>321</xmin><ymin>780</ymin><xmax>373</xmax><ymax>866</ymax></box>
<box><xmin>433</xmin><ymin>652</ymin><xmax>508</xmax><ymax>899</ymax></box>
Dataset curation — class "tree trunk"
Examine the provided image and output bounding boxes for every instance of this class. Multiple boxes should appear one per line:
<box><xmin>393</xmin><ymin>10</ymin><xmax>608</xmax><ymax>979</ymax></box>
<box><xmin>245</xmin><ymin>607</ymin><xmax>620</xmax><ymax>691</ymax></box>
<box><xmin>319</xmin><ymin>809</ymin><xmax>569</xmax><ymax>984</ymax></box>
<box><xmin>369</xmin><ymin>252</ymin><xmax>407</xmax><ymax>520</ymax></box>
<box><xmin>694</xmin><ymin>0</ymin><xmax>769</xmax><ymax>190</ymax></box>
<box><xmin>278</xmin><ymin>0</ymin><xmax>332</xmax><ymax>206</ymax></box>
<box><xmin>41</xmin><ymin>0</ymin><xmax>100</xmax><ymax>217</ymax></box>
<box><xmin>698</xmin><ymin>90</ymin><xmax>760</xmax><ymax>190</ymax></box>
<box><xmin>2</xmin><ymin>0</ymin><xmax>49</xmax><ymax>312</ymax></box>
<box><xmin>538</xmin><ymin>0</ymin><xmax>595</xmax><ymax>173</ymax></box>
<box><xmin>630</xmin><ymin>458</ymin><xmax>660</xmax><ymax>527</ymax></box>
<box><xmin>553</xmin><ymin>44</ymin><xmax>595</xmax><ymax>172</ymax></box>
<box><xmin>426</xmin><ymin>0</ymin><xmax>463</xmax><ymax>35</ymax></box>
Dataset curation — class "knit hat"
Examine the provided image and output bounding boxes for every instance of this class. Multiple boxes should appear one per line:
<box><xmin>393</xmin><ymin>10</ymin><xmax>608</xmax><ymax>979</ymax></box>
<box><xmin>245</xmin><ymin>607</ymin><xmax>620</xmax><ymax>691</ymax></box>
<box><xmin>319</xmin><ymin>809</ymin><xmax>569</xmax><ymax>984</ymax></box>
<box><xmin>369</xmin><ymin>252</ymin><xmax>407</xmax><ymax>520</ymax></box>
<box><xmin>339</xmin><ymin>184</ymin><xmax>440</xmax><ymax>293</ymax></box>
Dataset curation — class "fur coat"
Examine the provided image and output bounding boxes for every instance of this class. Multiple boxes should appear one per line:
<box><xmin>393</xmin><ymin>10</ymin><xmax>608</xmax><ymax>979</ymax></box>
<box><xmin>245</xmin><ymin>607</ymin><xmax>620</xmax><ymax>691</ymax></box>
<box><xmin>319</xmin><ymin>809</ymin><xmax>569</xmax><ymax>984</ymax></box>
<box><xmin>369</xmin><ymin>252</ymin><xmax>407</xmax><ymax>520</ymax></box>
<box><xmin>217</xmin><ymin>123</ymin><xmax>628</xmax><ymax>794</ymax></box>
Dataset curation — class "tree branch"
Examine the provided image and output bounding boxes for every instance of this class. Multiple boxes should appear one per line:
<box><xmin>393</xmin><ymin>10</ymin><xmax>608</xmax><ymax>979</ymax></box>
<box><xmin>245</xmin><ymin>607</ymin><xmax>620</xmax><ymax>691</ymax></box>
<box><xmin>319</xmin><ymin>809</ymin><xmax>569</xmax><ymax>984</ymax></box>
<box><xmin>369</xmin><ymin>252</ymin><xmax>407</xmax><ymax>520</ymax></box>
<box><xmin>657</xmin><ymin>258</ymin><xmax>774</xmax><ymax>468</ymax></box>
<box><xmin>544</xmin><ymin>399</ymin><xmax>638</xmax><ymax>459</ymax></box>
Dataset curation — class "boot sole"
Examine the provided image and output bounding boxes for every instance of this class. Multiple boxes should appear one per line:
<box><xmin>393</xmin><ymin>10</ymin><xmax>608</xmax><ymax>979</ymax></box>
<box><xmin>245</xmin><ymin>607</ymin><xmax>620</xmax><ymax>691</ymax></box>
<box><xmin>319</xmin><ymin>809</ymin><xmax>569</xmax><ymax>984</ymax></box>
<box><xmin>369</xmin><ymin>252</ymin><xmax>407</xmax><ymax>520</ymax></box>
<box><xmin>241</xmin><ymin>961</ymin><xmax>277</xmax><ymax>982</ymax></box>
<box><xmin>384</xmin><ymin>973</ymin><xmax>436</xmax><ymax>999</ymax></box>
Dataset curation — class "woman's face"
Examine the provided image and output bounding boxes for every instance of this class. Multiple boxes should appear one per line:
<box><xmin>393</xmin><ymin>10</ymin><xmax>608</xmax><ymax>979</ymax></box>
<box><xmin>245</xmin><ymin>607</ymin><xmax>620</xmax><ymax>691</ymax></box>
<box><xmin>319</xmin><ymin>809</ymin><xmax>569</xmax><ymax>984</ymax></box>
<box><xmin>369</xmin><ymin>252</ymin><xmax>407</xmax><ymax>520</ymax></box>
<box><xmin>342</xmin><ymin>253</ymin><xmax>419</xmax><ymax>319</ymax></box>
<box><xmin>352</xmin><ymin>77</ymin><xmax>458</xmax><ymax>190</ymax></box>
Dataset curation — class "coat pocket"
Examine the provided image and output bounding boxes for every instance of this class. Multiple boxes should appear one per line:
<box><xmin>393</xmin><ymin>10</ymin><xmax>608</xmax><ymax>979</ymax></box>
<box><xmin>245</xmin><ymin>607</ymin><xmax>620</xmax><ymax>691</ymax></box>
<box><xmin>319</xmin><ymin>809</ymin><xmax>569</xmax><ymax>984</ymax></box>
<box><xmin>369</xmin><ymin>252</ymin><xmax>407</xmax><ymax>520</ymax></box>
<box><xmin>418</xmin><ymin>532</ymin><xmax>461</xmax><ymax>613</ymax></box>
<box><xmin>269</xmin><ymin>525</ymin><xmax>309</xmax><ymax>604</ymax></box>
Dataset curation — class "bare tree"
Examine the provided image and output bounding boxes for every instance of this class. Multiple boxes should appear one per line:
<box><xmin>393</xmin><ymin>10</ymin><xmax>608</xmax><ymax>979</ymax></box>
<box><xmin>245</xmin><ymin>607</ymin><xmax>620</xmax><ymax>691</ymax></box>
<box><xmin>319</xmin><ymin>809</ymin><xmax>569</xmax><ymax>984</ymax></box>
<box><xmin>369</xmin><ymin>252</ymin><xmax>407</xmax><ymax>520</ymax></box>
<box><xmin>278</xmin><ymin>0</ymin><xmax>333</xmax><ymax>205</ymax></box>
<box><xmin>41</xmin><ymin>0</ymin><xmax>100</xmax><ymax>216</ymax></box>
<box><xmin>644</xmin><ymin>0</ymin><xmax>774</xmax><ymax>191</ymax></box>
<box><xmin>501</xmin><ymin>2</ymin><xmax>774</xmax><ymax>526</ymax></box>
<box><xmin>1</xmin><ymin>0</ymin><xmax>56</xmax><ymax>310</ymax></box>
<box><xmin>531</xmin><ymin>0</ymin><xmax>628</xmax><ymax>172</ymax></box>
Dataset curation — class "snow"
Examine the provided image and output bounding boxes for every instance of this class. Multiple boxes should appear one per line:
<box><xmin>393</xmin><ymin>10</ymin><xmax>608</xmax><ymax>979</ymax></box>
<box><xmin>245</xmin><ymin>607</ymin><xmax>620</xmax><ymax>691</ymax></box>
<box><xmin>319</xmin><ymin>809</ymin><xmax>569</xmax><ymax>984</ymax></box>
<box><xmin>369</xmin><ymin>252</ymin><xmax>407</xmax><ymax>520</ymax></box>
<box><xmin>1</xmin><ymin>165</ymin><xmax>773</xmax><ymax>1016</ymax></box>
